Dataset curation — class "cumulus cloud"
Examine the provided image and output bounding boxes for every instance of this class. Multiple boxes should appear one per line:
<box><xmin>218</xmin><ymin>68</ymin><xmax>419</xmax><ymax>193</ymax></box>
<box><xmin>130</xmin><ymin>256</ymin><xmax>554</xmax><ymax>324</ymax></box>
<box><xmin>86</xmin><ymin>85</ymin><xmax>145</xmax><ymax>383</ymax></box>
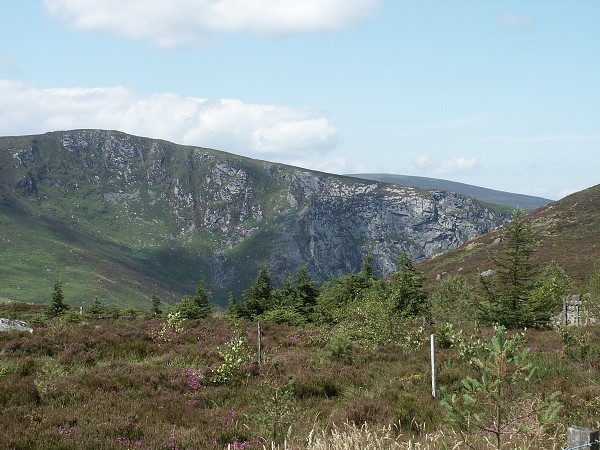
<box><xmin>0</xmin><ymin>79</ymin><xmax>339</xmax><ymax>158</ymax></box>
<box><xmin>43</xmin><ymin>0</ymin><xmax>381</xmax><ymax>47</ymax></box>
<box><xmin>412</xmin><ymin>154</ymin><xmax>479</xmax><ymax>176</ymax></box>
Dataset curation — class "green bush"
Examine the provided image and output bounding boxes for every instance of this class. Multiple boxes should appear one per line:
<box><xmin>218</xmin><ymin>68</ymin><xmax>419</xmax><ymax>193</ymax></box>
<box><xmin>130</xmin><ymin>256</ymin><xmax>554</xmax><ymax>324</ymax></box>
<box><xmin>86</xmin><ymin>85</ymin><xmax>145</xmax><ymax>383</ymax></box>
<box><xmin>260</xmin><ymin>307</ymin><xmax>306</xmax><ymax>326</ymax></box>
<box><xmin>324</xmin><ymin>332</ymin><xmax>354</xmax><ymax>364</ymax></box>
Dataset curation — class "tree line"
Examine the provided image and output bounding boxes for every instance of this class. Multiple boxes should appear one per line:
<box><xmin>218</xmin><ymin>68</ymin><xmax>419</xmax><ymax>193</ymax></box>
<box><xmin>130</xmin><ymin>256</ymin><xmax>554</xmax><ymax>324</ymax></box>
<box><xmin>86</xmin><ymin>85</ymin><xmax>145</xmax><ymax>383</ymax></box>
<box><xmin>47</xmin><ymin>209</ymin><xmax>600</xmax><ymax>331</ymax></box>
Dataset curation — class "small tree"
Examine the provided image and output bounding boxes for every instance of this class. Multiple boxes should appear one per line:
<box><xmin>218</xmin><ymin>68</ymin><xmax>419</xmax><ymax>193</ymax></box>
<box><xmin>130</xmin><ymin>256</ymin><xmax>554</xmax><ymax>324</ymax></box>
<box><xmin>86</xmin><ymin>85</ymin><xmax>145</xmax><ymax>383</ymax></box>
<box><xmin>313</xmin><ymin>254</ymin><xmax>378</xmax><ymax>324</ymax></box>
<box><xmin>528</xmin><ymin>262</ymin><xmax>572</xmax><ymax>327</ymax></box>
<box><xmin>86</xmin><ymin>296</ymin><xmax>106</xmax><ymax>318</ymax></box>
<box><xmin>47</xmin><ymin>280</ymin><xmax>69</xmax><ymax>317</ymax></box>
<box><xmin>150</xmin><ymin>291</ymin><xmax>162</xmax><ymax>316</ymax></box>
<box><xmin>478</xmin><ymin>210</ymin><xmax>539</xmax><ymax>328</ymax></box>
<box><xmin>440</xmin><ymin>325</ymin><xmax>562</xmax><ymax>449</ymax></box>
<box><xmin>175</xmin><ymin>277</ymin><xmax>213</xmax><ymax>320</ymax></box>
<box><xmin>387</xmin><ymin>253</ymin><xmax>429</xmax><ymax>318</ymax></box>
<box><xmin>241</xmin><ymin>266</ymin><xmax>274</xmax><ymax>319</ymax></box>
<box><xmin>191</xmin><ymin>277</ymin><xmax>212</xmax><ymax>317</ymax></box>
<box><xmin>276</xmin><ymin>266</ymin><xmax>320</xmax><ymax>321</ymax></box>
<box><xmin>431</xmin><ymin>274</ymin><xmax>474</xmax><ymax>325</ymax></box>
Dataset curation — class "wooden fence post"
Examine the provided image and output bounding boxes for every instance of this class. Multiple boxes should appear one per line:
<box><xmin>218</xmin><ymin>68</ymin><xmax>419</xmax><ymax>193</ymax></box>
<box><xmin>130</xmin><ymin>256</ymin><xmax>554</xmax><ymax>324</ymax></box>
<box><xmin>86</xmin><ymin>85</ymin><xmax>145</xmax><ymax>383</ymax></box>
<box><xmin>567</xmin><ymin>426</ymin><xmax>599</xmax><ymax>450</ymax></box>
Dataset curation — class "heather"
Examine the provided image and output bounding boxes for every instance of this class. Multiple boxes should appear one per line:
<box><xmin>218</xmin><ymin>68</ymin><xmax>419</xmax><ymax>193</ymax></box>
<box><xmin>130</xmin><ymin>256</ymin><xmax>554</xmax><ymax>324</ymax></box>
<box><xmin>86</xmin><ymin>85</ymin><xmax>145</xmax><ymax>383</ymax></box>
<box><xmin>0</xmin><ymin>302</ymin><xmax>598</xmax><ymax>449</ymax></box>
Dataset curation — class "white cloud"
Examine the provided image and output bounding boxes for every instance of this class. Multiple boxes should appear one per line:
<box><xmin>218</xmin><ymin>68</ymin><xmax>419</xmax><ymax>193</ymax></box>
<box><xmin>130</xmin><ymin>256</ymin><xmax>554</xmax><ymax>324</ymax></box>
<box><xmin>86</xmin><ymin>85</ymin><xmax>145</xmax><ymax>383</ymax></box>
<box><xmin>469</xmin><ymin>134</ymin><xmax>600</xmax><ymax>143</ymax></box>
<box><xmin>499</xmin><ymin>14</ymin><xmax>534</xmax><ymax>32</ymax></box>
<box><xmin>412</xmin><ymin>154</ymin><xmax>479</xmax><ymax>176</ymax></box>
<box><xmin>43</xmin><ymin>0</ymin><xmax>381</xmax><ymax>48</ymax></box>
<box><xmin>0</xmin><ymin>79</ymin><xmax>339</xmax><ymax>158</ymax></box>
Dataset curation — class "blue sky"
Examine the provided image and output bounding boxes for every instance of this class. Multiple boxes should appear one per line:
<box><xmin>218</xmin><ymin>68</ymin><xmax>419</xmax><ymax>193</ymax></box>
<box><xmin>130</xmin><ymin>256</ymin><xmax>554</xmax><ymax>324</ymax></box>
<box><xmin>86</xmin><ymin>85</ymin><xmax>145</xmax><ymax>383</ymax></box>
<box><xmin>1</xmin><ymin>1</ymin><xmax>599</xmax><ymax>200</ymax></box>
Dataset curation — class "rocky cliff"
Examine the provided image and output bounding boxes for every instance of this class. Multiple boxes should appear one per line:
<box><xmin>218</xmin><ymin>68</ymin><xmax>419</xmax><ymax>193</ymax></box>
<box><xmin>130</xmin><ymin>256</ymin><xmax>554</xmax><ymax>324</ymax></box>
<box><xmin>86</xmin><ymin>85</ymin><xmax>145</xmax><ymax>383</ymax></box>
<box><xmin>0</xmin><ymin>130</ymin><xmax>508</xmax><ymax>306</ymax></box>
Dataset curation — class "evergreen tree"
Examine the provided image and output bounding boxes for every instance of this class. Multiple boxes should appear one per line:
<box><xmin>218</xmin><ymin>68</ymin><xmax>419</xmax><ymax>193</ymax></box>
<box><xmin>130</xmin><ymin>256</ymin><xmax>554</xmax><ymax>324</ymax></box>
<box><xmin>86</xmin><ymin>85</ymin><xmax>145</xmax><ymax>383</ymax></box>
<box><xmin>478</xmin><ymin>209</ymin><xmax>539</xmax><ymax>328</ymax></box>
<box><xmin>291</xmin><ymin>265</ymin><xmax>320</xmax><ymax>319</ymax></box>
<box><xmin>387</xmin><ymin>254</ymin><xmax>429</xmax><ymax>318</ymax></box>
<box><xmin>431</xmin><ymin>274</ymin><xmax>474</xmax><ymax>325</ymax></box>
<box><xmin>224</xmin><ymin>292</ymin><xmax>246</xmax><ymax>319</ymax></box>
<box><xmin>86</xmin><ymin>296</ymin><xmax>106</xmax><ymax>318</ymax></box>
<box><xmin>191</xmin><ymin>277</ymin><xmax>212</xmax><ymax>316</ymax></box>
<box><xmin>314</xmin><ymin>256</ymin><xmax>377</xmax><ymax>324</ymax></box>
<box><xmin>48</xmin><ymin>280</ymin><xmax>69</xmax><ymax>317</ymax></box>
<box><xmin>174</xmin><ymin>277</ymin><xmax>212</xmax><ymax>319</ymax></box>
<box><xmin>359</xmin><ymin>252</ymin><xmax>377</xmax><ymax>282</ymax></box>
<box><xmin>528</xmin><ymin>262</ymin><xmax>572</xmax><ymax>327</ymax></box>
<box><xmin>150</xmin><ymin>291</ymin><xmax>162</xmax><ymax>316</ymax></box>
<box><xmin>242</xmin><ymin>266</ymin><xmax>274</xmax><ymax>319</ymax></box>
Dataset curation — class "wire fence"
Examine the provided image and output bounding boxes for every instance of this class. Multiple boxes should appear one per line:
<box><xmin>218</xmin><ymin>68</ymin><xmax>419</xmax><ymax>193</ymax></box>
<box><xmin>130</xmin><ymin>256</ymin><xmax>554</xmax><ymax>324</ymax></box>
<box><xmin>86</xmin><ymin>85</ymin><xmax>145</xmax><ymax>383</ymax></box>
<box><xmin>562</xmin><ymin>439</ymin><xmax>600</xmax><ymax>450</ymax></box>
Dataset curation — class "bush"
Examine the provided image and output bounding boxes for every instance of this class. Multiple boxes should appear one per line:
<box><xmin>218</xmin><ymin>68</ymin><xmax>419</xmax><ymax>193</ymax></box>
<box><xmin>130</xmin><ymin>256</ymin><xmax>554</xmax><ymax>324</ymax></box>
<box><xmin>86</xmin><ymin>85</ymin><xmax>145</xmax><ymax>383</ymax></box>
<box><xmin>0</xmin><ymin>375</ymin><xmax>40</xmax><ymax>406</ymax></box>
<box><xmin>260</xmin><ymin>307</ymin><xmax>306</xmax><ymax>326</ymax></box>
<box><xmin>325</xmin><ymin>332</ymin><xmax>354</xmax><ymax>364</ymax></box>
<box><xmin>292</xmin><ymin>373</ymin><xmax>341</xmax><ymax>399</ymax></box>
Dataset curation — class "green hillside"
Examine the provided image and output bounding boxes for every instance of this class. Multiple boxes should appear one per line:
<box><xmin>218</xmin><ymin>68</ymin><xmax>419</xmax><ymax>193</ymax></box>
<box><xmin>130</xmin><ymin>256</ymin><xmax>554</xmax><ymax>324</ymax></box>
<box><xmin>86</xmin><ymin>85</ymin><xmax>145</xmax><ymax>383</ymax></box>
<box><xmin>419</xmin><ymin>183</ymin><xmax>600</xmax><ymax>291</ymax></box>
<box><xmin>0</xmin><ymin>130</ymin><xmax>507</xmax><ymax>309</ymax></box>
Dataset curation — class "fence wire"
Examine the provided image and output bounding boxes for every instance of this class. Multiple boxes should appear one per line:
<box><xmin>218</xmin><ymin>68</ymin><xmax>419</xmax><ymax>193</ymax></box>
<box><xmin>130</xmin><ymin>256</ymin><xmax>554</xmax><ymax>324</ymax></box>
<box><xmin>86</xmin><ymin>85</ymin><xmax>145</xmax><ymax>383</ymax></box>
<box><xmin>562</xmin><ymin>439</ymin><xmax>600</xmax><ymax>450</ymax></box>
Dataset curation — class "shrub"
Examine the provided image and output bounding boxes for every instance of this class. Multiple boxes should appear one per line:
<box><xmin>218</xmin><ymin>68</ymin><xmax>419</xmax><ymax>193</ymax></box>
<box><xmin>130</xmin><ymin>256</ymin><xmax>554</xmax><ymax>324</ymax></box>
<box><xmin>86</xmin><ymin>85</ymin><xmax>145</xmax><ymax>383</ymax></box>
<box><xmin>0</xmin><ymin>375</ymin><xmax>40</xmax><ymax>406</ymax></box>
<box><xmin>324</xmin><ymin>332</ymin><xmax>354</xmax><ymax>364</ymax></box>
<box><xmin>260</xmin><ymin>307</ymin><xmax>306</xmax><ymax>326</ymax></box>
<box><xmin>292</xmin><ymin>373</ymin><xmax>341</xmax><ymax>399</ymax></box>
<box><xmin>344</xmin><ymin>397</ymin><xmax>388</xmax><ymax>426</ymax></box>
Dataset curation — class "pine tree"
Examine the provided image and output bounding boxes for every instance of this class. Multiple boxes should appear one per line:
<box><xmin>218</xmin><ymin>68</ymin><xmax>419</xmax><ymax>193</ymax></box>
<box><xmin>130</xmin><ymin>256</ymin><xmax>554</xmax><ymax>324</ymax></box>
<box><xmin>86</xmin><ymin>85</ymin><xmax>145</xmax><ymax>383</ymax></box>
<box><xmin>192</xmin><ymin>278</ymin><xmax>212</xmax><ymax>317</ymax></box>
<box><xmin>388</xmin><ymin>254</ymin><xmax>429</xmax><ymax>318</ymax></box>
<box><xmin>48</xmin><ymin>280</ymin><xmax>69</xmax><ymax>317</ymax></box>
<box><xmin>478</xmin><ymin>209</ymin><xmax>539</xmax><ymax>328</ymax></box>
<box><xmin>291</xmin><ymin>265</ymin><xmax>319</xmax><ymax>319</ymax></box>
<box><xmin>150</xmin><ymin>291</ymin><xmax>162</xmax><ymax>316</ymax></box>
<box><xmin>175</xmin><ymin>277</ymin><xmax>212</xmax><ymax>319</ymax></box>
<box><xmin>242</xmin><ymin>266</ymin><xmax>274</xmax><ymax>319</ymax></box>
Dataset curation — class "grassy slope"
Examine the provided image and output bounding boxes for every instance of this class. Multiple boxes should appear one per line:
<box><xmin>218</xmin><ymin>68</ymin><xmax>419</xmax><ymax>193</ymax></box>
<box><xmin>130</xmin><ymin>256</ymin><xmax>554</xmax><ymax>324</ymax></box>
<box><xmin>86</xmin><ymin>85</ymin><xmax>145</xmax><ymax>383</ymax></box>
<box><xmin>419</xmin><ymin>184</ymin><xmax>600</xmax><ymax>291</ymax></box>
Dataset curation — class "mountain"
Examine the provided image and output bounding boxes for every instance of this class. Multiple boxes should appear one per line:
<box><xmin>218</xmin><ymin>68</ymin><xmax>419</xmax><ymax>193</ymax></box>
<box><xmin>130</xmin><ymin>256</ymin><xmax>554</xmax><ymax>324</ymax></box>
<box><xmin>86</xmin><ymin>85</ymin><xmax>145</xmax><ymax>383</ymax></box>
<box><xmin>419</xmin><ymin>184</ymin><xmax>600</xmax><ymax>290</ymax></box>
<box><xmin>0</xmin><ymin>130</ymin><xmax>509</xmax><ymax>308</ymax></box>
<box><xmin>346</xmin><ymin>173</ymin><xmax>551</xmax><ymax>211</ymax></box>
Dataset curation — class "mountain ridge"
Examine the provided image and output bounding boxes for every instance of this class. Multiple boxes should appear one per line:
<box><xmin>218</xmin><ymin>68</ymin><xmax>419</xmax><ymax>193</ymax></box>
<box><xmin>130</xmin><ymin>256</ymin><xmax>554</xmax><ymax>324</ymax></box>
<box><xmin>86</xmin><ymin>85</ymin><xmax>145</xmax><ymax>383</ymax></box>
<box><xmin>0</xmin><ymin>129</ymin><xmax>509</xmax><ymax>307</ymax></box>
<box><xmin>346</xmin><ymin>173</ymin><xmax>551</xmax><ymax>211</ymax></box>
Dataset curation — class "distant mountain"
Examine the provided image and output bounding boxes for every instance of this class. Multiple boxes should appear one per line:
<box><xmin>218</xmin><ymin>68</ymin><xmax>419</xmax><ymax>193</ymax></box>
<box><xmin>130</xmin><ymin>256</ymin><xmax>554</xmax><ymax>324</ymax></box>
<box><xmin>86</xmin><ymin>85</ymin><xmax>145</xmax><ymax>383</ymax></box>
<box><xmin>0</xmin><ymin>130</ymin><xmax>508</xmax><ymax>308</ymax></box>
<box><xmin>419</xmin><ymin>184</ymin><xmax>600</xmax><ymax>290</ymax></box>
<box><xmin>346</xmin><ymin>173</ymin><xmax>551</xmax><ymax>211</ymax></box>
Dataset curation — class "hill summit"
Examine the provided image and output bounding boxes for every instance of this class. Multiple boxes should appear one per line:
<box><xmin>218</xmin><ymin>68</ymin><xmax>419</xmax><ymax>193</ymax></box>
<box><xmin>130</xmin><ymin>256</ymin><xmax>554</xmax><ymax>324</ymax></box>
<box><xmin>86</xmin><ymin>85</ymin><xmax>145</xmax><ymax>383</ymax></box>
<box><xmin>0</xmin><ymin>130</ymin><xmax>508</xmax><ymax>307</ymax></box>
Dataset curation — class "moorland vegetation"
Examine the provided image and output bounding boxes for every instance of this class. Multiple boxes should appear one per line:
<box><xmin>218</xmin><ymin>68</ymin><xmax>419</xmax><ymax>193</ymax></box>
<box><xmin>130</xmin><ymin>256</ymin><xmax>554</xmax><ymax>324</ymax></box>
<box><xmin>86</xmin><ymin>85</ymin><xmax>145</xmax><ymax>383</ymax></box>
<box><xmin>2</xmin><ymin>206</ymin><xmax>600</xmax><ymax>449</ymax></box>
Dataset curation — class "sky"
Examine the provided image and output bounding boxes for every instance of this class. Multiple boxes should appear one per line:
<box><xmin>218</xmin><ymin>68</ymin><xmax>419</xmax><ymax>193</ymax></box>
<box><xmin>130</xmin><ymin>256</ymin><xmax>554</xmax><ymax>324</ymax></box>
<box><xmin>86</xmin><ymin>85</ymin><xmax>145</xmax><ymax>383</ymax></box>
<box><xmin>0</xmin><ymin>1</ymin><xmax>599</xmax><ymax>200</ymax></box>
